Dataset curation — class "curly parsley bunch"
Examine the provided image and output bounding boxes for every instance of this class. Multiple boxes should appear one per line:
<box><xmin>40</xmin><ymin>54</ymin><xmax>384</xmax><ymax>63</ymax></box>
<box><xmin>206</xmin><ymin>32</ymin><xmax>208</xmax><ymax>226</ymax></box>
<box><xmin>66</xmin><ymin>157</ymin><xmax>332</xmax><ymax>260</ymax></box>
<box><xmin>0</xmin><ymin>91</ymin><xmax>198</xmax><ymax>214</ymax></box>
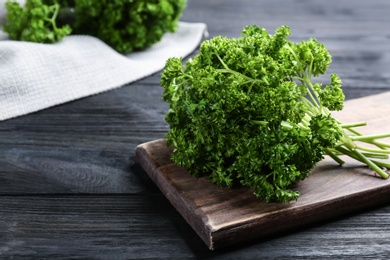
<box><xmin>3</xmin><ymin>0</ymin><xmax>186</xmax><ymax>53</ymax></box>
<box><xmin>161</xmin><ymin>25</ymin><xmax>390</xmax><ymax>202</ymax></box>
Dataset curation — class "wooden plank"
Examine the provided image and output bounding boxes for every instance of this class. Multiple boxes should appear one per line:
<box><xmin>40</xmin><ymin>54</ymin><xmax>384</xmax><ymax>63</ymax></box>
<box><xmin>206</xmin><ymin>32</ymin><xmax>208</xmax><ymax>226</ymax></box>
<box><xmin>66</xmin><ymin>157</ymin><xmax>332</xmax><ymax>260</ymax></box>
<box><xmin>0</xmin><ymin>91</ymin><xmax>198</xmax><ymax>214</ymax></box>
<box><xmin>0</xmin><ymin>195</ymin><xmax>205</xmax><ymax>258</ymax></box>
<box><xmin>136</xmin><ymin>91</ymin><xmax>390</xmax><ymax>250</ymax></box>
<box><xmin>3</xmin><ymin>195</ymin><xmax>390</xmax><ymax>258</ymax></box>
<box><xmin>0</xmin><ymin>82</ymin><xmax>169</xmax><ymax>195</ymax></box>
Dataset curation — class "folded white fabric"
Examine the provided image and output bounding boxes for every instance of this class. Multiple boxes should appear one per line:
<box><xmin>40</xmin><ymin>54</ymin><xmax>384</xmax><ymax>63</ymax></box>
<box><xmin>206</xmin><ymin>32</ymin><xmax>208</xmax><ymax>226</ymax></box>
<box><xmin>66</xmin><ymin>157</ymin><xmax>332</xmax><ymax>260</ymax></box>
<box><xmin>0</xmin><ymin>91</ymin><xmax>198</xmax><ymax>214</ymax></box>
<box><xmin>0</xmin><ymin>21</ymin><xmax>207</xmax><ymax>121</ymax></box>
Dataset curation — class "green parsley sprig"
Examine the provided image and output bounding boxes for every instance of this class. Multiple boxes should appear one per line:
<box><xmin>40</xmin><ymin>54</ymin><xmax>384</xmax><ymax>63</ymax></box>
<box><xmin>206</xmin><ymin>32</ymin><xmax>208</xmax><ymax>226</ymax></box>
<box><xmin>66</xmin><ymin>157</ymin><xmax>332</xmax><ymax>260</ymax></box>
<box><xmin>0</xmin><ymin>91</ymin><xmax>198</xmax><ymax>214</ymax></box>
<box><xmin>161</xmin><ymin>25</ymin><xmax>390</xmax><ymax>203</ymax></box>
<box><xmin>3</xmin><ymin>0</ymin><xmax>71</xmax><ymax>43</ymax></box>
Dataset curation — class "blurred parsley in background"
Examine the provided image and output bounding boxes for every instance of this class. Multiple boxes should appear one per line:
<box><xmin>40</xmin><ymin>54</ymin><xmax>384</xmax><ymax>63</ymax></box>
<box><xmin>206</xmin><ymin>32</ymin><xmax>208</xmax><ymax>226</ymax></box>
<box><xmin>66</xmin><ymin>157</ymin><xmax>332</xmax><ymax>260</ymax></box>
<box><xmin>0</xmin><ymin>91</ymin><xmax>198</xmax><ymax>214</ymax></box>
<box><xmin>3</xmin><ymin>0</ymin><xmax>187</xmax><ymax>53</ymax></box>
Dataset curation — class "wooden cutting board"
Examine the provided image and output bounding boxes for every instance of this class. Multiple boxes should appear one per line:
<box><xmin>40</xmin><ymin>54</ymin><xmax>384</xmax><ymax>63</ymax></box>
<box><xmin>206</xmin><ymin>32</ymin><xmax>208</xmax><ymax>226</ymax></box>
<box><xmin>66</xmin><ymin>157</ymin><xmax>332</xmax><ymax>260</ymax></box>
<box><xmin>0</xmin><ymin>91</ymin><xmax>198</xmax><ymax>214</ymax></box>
<box><xmin>135</xmin><ymin>92</ymin><xmax>390</xmax><ymax>250</ymax></box>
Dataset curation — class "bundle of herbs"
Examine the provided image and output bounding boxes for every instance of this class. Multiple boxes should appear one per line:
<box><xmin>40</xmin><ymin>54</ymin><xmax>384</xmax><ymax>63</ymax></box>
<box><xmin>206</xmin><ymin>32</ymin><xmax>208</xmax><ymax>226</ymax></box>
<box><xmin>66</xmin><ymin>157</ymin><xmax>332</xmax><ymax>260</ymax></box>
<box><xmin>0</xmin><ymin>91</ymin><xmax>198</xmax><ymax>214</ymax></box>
<box><xmin>161</xmin><ymin>25</ymin><xmax>390</xmax><ymax>203</ymax></box>
<box><xmin>2</xmin><ymin>0</ymin><xmax>187</xmax><ymax>53</ymax></box>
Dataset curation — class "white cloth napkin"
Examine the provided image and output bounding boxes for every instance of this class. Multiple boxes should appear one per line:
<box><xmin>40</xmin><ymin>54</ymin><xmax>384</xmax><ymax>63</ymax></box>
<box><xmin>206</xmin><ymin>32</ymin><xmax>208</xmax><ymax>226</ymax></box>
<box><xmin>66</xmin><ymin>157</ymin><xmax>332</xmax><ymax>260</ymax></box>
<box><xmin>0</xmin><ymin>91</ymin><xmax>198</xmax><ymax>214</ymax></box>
<box><xmin>0</xmin><ymin>12</ymin><xmax>207</xmax><ymax>120</ymax></box>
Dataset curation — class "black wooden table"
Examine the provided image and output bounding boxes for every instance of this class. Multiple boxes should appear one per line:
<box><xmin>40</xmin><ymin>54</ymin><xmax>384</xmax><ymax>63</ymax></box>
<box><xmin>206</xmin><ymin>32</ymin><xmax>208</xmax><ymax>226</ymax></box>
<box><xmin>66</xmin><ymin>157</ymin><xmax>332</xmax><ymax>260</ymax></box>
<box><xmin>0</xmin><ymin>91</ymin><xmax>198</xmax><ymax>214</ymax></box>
<box><xmin>1</xmin><ymin>0</ymin><xmax>390</xmax><ymax>258</ymax></box>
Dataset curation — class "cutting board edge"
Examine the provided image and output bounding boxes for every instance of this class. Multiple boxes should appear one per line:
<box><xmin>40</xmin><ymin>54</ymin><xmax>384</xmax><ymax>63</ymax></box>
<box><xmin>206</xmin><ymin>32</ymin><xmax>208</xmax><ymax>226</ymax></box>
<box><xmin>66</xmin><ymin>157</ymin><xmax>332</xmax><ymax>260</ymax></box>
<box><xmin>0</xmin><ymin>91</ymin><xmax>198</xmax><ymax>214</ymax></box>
<box><xmin>135</xmin><ymin>141</ymin><xmax>214</xmax><ymax>248</ymax></box>
<box><xmin>208</xmin><ymin>183</ymin><xmax>390</xmax><ymax>249</ymax></box>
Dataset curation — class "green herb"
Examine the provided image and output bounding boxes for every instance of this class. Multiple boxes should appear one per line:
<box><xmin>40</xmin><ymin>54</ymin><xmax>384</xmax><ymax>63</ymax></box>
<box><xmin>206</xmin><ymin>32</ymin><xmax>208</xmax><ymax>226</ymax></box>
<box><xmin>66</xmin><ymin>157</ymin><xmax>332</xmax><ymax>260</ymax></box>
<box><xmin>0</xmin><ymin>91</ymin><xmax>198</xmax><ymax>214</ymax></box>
<box><xmin>3</xmin><ymin>0</ymin><xmax>71</xmax><ymax>43</ymax></box>
<box><xmin>3</xmin><ymin>0</ymin><xmax>187</xmax><ymax>53</ymax></box>
<box><xmin>161</xmin><ymin>25</ymin><xmax>390</xmax><ymax>203</ymax></box>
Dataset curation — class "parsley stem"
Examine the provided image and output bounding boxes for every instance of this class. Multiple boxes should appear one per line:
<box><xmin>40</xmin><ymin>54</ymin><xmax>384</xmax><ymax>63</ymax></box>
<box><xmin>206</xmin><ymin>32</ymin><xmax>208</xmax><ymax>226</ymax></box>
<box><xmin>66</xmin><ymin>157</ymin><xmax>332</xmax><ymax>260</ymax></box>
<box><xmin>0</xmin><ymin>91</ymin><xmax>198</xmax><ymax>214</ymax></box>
<box><xmin>356</xmin><ymin>145</ymin><xmax>390</xmax><ymax>154</ymax></box>
<box><xmin>340</xmin><ymin>122</ymin><xmax>367</xmax><ymax>128</ymax></box>
<box><xmin>353</xmin><ymin>150</ymin><xmax>389</xmax><ymax>178</ymax></box>
<box><xmin>335</xmin><ymin>146</ymin><xmax>389</xmax><ymax>178</ymax></box>
<box><xmin>284</xmin><ymin>44</ymin><xmax>322</xmax><ymax>108</ymax></box>
<box><xmin>44</xmin><ymin>3</ymin><xmax>61</xmax><ymax>32</ymax></box>
<box><xmin>370</xmin><ymin>160</ymin><xmax>390</xmax><ymax>169</ymax></box>
<box><xmin>301</xmin><ymin>97</ymin><xmax>317</xmax><ymax>111</ymax></box>
<box><xmin>324</xmin><ymin>148</ymin><xmax>345</xmax><ymax>165</ymax></box>
<box><xmin>305</xmin><ymin>80</ymin><xmax>322</xmax><ymax>109</ymax></box>
<box><xmin>215</xmin><ymin>54</ymin><xmax>264</xmax><ymax>90</ymax></box>
<box><xmin>346</xmin><ymin>127</ymin><xmax>390</xmax><ymax>150</ymax></box>
<box><xmin>361</xmin><ymin>153</ymin><xmax>388</xmax><ymax>159</ymax></box>
<box><xmin>350</xmin><ymin>133</ymin><xmax>390</xmax><ymax>141</ymax></box>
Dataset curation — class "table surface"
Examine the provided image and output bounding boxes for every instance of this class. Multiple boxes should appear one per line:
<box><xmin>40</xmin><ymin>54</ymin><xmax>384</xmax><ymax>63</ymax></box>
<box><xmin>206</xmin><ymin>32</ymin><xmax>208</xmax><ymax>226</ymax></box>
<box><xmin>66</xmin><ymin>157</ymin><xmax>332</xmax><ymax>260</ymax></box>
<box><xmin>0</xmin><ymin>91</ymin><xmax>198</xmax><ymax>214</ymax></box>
<box><xmin>1</xmin><ymin>0</ymin><xmax>390</xmax><ymax>258</ymax></box>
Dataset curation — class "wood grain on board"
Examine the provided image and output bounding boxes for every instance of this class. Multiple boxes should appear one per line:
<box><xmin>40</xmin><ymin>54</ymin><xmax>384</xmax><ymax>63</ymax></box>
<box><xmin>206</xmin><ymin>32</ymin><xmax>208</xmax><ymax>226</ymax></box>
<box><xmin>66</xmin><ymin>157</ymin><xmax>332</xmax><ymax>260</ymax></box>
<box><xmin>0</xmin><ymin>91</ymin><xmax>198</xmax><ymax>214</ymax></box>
<box><xmin>136</xmin><ymin>91</ymin><xmax>390</xmax><ymax>250</ymax></box>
